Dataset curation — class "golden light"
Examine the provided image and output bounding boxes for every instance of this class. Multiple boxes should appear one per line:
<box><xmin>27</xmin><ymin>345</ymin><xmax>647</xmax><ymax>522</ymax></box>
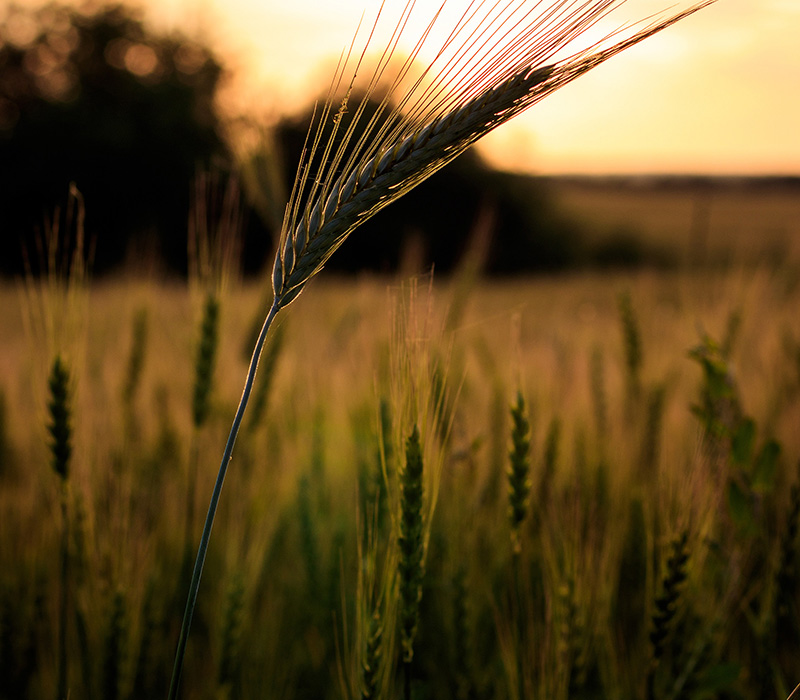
<box><xmin>42</xmin><ymin>0</ymin><xmax>800</xmax><ymax>175</ymax></box>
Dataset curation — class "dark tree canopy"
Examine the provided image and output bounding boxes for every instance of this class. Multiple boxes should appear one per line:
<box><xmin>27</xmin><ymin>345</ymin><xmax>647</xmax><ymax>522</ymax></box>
<box><xmin>0</xmin><ymin>2</ymin><xmax>234</xmax><ymax>275</ymax></box>
<box><xmin>0</xmin><ymin>1</ymin><xmax>585</xmax><ymax>279</ymax></box>
<box><xmin>269</xmin><ymin>94</ymin><xmax>582</xmax><ymax>276</ymax></box>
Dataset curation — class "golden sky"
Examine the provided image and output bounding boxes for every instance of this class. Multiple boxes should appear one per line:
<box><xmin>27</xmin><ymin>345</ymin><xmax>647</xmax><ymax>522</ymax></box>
<box><xmin>122</xmin><ymin>0</ymin><xmax>800</xmax><ymax>174</ymax></box>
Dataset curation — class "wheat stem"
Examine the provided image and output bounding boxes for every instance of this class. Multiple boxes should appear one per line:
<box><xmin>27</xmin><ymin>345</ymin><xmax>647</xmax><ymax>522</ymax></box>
<box><xmin>168</xmin><ymin>300</ymin><xmax>279</xmax><ymax>700</ymax></box>
<box><xmin>361</xmin><ymin>610</ymin><xmax>383</xmax><ymax>700</ymax></box>
<box><xmin>399</xmin><ymin>424</ymin><xmax>425</xmax><ymax>699</ymax></box>
<box><xmin>47</xmin><ymin>355</ymin><xmax>72</xmax><ymax>700</ymax></box>
<box><xmin>618</xmin><ymin>290</ymin><xmax>643</xmax><ymax>410</ymax></box>
<box><xmin>647</xmin><ymin>530</ymin><xmax>690</xmax><ymax>700</ymax></box>
<box><xmin>101</xmin><ymin>590</ymin><xmax>127</xmax><ymax>700</ymax></box>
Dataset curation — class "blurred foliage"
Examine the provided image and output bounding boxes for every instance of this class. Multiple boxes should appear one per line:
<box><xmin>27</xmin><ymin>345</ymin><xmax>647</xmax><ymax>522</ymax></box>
<box><xmin>2</xmin><ymin>270</ymin><xmax>799</xmax><ymax>699</ymax></box>
<box><xmin>0</xmin><ymin>2</ymin><xmax>261</xmax><ymax>275</ymax></box>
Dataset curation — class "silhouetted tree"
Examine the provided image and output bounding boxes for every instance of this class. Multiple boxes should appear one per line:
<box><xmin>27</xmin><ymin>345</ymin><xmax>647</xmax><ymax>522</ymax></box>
<box><xmin>0</xmin><ymin>2</ymin><xmax>234</xmax><ymax>275</ymax></box>
<box><xmin>0</xmin><ymin>2</ymin><xmax>582</xmax><ymax>278</ymax></box>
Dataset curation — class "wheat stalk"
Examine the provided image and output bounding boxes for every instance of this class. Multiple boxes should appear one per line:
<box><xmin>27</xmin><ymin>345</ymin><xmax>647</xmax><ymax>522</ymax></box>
<box><xmin>273</xmin><ymin>1</ymin><xmax>715</xmax><ymax>308</ymax></box>
<box><xmin>508</xmin><ymin>391</ymin><xmax>532</xmax><ymax>555</ymax></box>
<box><xmin>168</xmin><ymin>1</ymin><xmax>718</xmax><ymax>695</ymax></box>
<box><xmin>647</xmin><ymin>530</ymin><xmax>690</xmax><ymax>700</ymax></box>
<box><xmin>399</xmin><ymin>424</ymin><xmax>425</xmax><ymax>699</ymax></box>
<box><xmin>360</xmin><ymin>609</ymin><xmax>384</xmax><ymax>699</ymax></box>
<box><xmin>48</xmin><ymin>356</ymin><xmax>72</xmax><ymax>700</ymax></box>
<box><xmin>101</xmin><ymin>590</ymin><xmax>128</xmax><ymax>700</ymax></box>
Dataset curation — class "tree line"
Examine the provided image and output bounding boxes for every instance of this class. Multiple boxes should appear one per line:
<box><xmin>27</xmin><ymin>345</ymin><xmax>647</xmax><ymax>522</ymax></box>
<box><xmin>0</xmin><ymin>2</ymin><xmax>589</xmax><ymax>279</ymax></box>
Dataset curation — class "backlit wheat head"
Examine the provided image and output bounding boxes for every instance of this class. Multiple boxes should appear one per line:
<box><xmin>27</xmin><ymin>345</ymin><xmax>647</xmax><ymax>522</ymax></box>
<box><xmin>271</xmin><ymin>0</ymin><xmax>716</xmax><ymax>308</ymax></box>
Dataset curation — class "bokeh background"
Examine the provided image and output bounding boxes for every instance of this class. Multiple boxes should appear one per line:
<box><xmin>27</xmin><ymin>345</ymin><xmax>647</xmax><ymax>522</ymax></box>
<box><xmin>144</xmin><ymin>0</ymin><xmax>800</xmax><ymax>176</ymax></box>
<box><xmin>2</xmin><ymin>0</ymin><xmax>798</xmax><ymax>279</ymax></box>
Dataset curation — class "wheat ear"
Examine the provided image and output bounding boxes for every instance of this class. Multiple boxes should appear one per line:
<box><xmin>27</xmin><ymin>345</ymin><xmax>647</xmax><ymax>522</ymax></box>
<box><xmin>47</xmin><ymin>355</ymin><xmax>72</xmax><ymax>700</ymax></box>
<box><xmin>399</xmin><ymin>424</ymin><xmax>425</xmax><ymax>699</ymax></box>
<box><xmin>647</xmin><ymin>530</ymin><xmax>690</xmax><ymax>700</ymax></box>
<box><xmin>168</xmin><ymin>1</ymin><xmax>717</xmax><ymax>695</ymax></box>
<box><xmin>272</xmin><ymin>1</ymin><xmax>715</xmax><ymax>309</ymax></box>
<box><xmin>508</xmin><ymin>391</ymin><xmax>532</xmax><ymax>555</ymax></box>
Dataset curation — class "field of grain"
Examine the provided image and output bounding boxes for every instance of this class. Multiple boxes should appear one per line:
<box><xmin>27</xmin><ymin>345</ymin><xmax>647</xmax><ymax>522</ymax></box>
<box><xmin>1</xmin><ymin>244</ymin><xmax>799</xmax><ymax>699</ymax></box>
<box><xmin>547</xmin><ymin>177</ymin><xmax>800</xmax><ymax>268</ymax></box>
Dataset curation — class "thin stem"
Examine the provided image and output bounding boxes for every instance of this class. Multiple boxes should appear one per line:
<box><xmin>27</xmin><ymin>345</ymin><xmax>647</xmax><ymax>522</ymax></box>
<box><xmin>511</xmin><ymin>552</ymin><xmax>524</xmax><ymax>700</ymax></box>
<box><xmin>57</xmin><ymin>481</ymin><xmax>69</xmax><ymax>700</ymax></box>
<box><xmin>167</xmin><ymin>300</ymin><xmax>280</xmax><ymax>700</ymax></box>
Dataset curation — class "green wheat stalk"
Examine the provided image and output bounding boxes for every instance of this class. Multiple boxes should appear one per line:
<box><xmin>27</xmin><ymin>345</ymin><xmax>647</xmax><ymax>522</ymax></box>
<box><xmin>639</xmin><ymin>383</ymin><xmax>666</xmax><ymax>478</ymax></box>
<box><xmin>101</xmin><ymin>589</ymin><xmax>128</xmax><ymax>700</ymax></box>
<box><xmin>452</xmin><ymin>566</ymin><xmax>475</xmax><ymax>700</ymax></box>
<box><xmin>361</xmin><ymin>609</ymin><xmax>383</xmax><ymax>700</ymax></box>
<box><xmin>647</xmin><ymin>530</ymin><xmax>690</xmax><ymax>700</ymax></box>
<box><xmin>508</xmin><ymin>391</ymin><xmax>532</xmax><ymax>555</ymax></box>
<box><xmin>539</xmin><ymin>416</ymin><xmax>561</xmax><ymax>509</ymax></box>
<box><xmin>167</xmin><ymin>1</ymin><xmax>718</xmax><ymax>695</ymax></box>
<box><xmin>47</xmin><ymin>356</ymin><xmax>72</xmax><ymax>700</ymax></box>
<box><xmin>191</xmin><ymin>292</ymin><xmax>220</xmax><ymax>430</ymax></box>
<box><xmin>183</xmin><ymin>292</ymin><xmax>221</xmax><ymax>575</ymax></box>
<box><xmin>399</xmin><ymin>424</ymin><xmax>425</xmax><ymax>700</ymax></box>
<box><xmin>246</xmin><ymin>319</ymin><xmax>286</xmax><ymax>432</ymax></box>
<box><xmin>133</xmin><ymin>577</ymin><xmax>165</xmax><ymax>699</ymax></box>
<box><xmin>557</xmin><ymin>576</ymin><xmax>587</xmax><ymax>698</ymax></box>
<box><xmin>217</xmin><ymin>572</ymin><xmax>245</xmax><ymax>691</ymax></box>
<box><xmin>48</xmin><ymin>357</ymin><xmax>72</xmax><ymax>482</ymax></box>
<box><xmin>590</xmin><ymin>346</ymin><xmax>607</xmax><ymax>442</ymax></box>
<box><xmin>122</xmin><ymin>308</ymin><xmax>148</xmax><ymax>413</ymax></box>
<box><xmin>618</xmin><ymin>290</ymin><xmax>643</xmax><ymax>411</ymax></box>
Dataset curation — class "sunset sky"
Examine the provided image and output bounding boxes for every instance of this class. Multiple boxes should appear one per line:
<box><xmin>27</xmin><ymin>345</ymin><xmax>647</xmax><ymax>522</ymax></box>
<box><xmin>107</xmin><ymin>0</ymin><xmax>800</xmax><ymax>174</ymax></box>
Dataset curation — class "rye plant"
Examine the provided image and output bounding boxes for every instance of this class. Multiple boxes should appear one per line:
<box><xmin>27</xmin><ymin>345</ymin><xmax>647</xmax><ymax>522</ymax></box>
<box><xmin>508</xmin><ymin>391</ymin><xmax>532</xmax><ymax>556</ymax></box>
<box><xmin>398</xmin><ymin>425</ymin><xmax>425</xmax><ymax>699</ymax></box>
<box><xmin>167</xmin><ymin>1</ymin><xmax>719</xmax><ymax>695</ymax></box>
<box><xmin>47</xmin><ymin>356</ymin><xmax>72</xmax><ymax>700</ymax></box>
<box><xmin>121</xmin><ymin>308</ymin><xmax>148</xmax><ymax>438</ymax></box>
<box><xmin>360</xmin><ymin>609</ymin><xmax>384</xmax><ymax>700</ymax></box>
<box><xmin>19</xmin><ymin>184</ymin><xmax>89</xmax><ymax>700</ymax></box>
<box><xmin>100</xmin><ymin>589</ymin><xmax>128</xmax><ymax>700</ymax></box>
<box><xmin>186</xmin><ymin>291</ymin><xmax>220</xmax><ymax>548</ymax></box>
<box><xmin>618</xmin><ymin>290</ymin><xmax>643</xmax><ymax>413</ymax></box>
<box><xmin>590</xmin><ymin>346</ymin><xmax>608</xmax><ymax>445</ymax></box>
<box><xmin>647</xmin><ymin>530</ymin><xmax>690</xmax><ymax>700</ymax></box>
<box><xmin>217</xmin><ymin>571</ymin><xmax>245</xmax><ymax>693</ymax></box>
<box><xmin>451</xmin><ymin>566</ymin><xmax>474</xmax><ymax>700</ymax></box>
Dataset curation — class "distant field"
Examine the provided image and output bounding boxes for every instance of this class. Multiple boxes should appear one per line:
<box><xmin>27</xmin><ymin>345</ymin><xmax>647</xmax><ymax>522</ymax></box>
<box><xmin>544</xmin><ymin>176</ymin><xmax>800</xmax><ymax>267</ymax></box>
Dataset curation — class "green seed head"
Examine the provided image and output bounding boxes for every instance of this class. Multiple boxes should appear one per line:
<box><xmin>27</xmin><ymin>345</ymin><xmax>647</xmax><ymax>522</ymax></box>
<box><xmin>399</xmin><ymin>424</ymin><xmax>425</xmax><ymax>663</ymax></box>
<box><xmin>192</xmin><ymin>293</ymin><xmax>220</xmax><ymax>428</ymax></box>
<box><xmin>507</xmin><ymin>391</ymin><xmax>532</xmax><ymax>551</ymax></box>
<box><xmin>47</xmin><ymin>355</ymin><xmax>72</xmax><ymax>481</ymax></box>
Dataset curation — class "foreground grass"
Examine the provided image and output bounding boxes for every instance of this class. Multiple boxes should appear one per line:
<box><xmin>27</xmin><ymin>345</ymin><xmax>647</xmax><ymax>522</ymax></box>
<box><xmin>1</xmin><ymin>267</ymin><xmax>799</xmax><ymax>699</ymax></box>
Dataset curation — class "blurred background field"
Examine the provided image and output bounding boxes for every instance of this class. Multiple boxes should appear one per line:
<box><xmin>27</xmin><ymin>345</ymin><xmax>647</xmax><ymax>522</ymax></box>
<box><xmin>2</xmin><ymin>256</ymin><xmax>800</xmax><ymax>699</ymax></box>
<box><xmin>545</xmin><ymin>177</ymin><xmax>800</xmax><ymax>269</ymax></box>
